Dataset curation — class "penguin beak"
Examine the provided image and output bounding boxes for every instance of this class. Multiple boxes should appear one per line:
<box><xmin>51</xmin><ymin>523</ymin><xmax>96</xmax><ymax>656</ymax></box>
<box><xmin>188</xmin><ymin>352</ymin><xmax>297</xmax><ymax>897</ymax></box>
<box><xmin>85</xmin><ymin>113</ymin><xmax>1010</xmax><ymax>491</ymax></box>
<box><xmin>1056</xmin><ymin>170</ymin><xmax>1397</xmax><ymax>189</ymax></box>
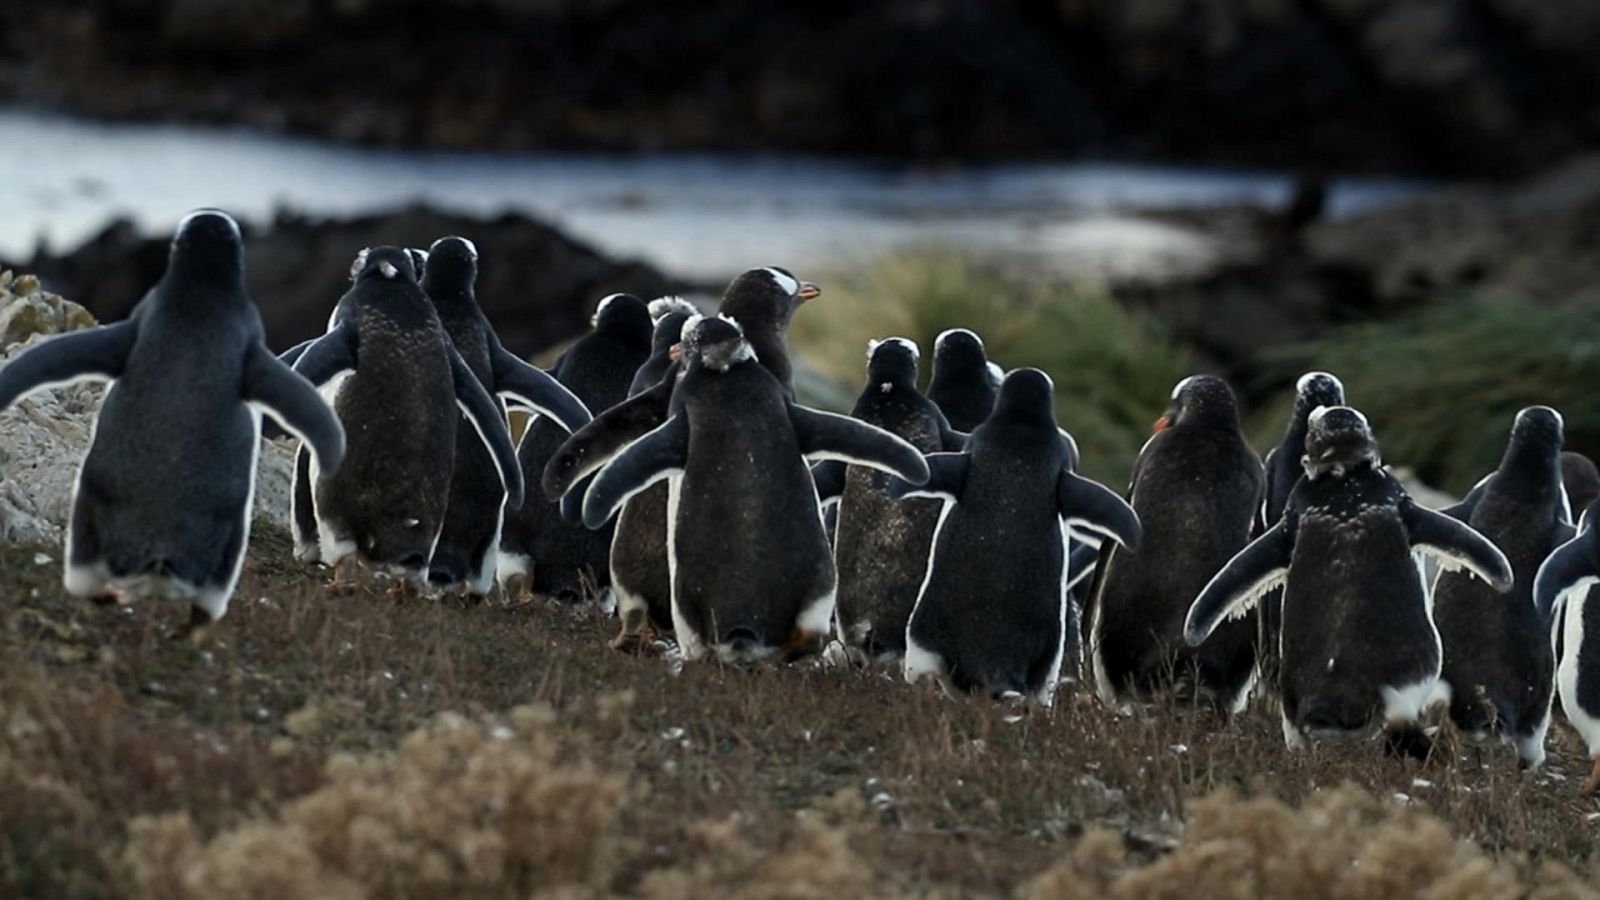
<box><xmin>796</xmin><ymin>282</ymin><xmax>821</xmax><ymax>302</ymax></box>
<box><xmin>668</xmin><ymin>343</ymin><xmax>684</xmax><ymax>363</ymax></box>
<box><xmin>1152</xmin><ymin>414</ymin><xmax>1173</xmax><ymax>433</ymax></box>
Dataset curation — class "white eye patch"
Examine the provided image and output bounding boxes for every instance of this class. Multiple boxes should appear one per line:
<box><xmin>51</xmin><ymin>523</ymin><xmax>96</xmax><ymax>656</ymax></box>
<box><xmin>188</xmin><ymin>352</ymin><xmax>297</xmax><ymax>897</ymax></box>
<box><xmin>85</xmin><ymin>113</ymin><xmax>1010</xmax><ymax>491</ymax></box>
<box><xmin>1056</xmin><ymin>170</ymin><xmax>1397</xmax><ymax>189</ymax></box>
<box><xmin>763</xmin><ymin>267</ymin><xmax>799</xmax><ymax>295</ymax></box>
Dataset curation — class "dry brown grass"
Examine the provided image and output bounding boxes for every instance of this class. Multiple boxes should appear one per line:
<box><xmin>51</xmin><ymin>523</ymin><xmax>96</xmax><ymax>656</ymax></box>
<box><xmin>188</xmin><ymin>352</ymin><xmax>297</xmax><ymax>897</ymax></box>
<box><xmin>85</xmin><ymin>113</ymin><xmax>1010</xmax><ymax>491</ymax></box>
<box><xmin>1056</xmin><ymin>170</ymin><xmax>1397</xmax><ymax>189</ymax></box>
<box><xmin>2</xmin><ymin>526</ymin><xmax>1599</xmax><ymax>897</ymax></box>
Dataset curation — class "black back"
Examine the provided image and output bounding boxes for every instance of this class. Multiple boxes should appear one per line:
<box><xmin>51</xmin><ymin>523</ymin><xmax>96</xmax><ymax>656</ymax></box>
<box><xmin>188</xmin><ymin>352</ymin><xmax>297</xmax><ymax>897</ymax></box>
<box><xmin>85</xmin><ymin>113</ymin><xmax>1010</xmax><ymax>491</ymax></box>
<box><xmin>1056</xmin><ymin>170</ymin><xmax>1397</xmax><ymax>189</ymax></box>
<box><xmin>502</xmin><ymin>293</ymin><xmax>652</xmax><ymax>599</ymax></box>
<box><xmin>1434</xmin><ymin>407</ymin><xmax>1564</xmax><ymax>738</ymax></box>
<box><xmin>926</xmin><ymin>328</ymin><xmax>999</xmax><ymax>432</ymax></box>
<box><xmin>1090</xmin><ymin>375</ymin><xmax>1262</xmax><ymax>710</ymax></box>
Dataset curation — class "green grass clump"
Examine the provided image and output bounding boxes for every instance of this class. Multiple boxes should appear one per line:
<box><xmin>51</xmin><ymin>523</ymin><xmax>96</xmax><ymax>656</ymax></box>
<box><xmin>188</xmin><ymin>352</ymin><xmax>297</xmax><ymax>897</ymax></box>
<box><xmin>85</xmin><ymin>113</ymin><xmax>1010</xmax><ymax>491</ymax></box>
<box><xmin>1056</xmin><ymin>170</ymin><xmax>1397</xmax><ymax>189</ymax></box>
<box><xmin>793</xmin><ymin>252</ymin><xmax>1194</xmax><ymax>485</ymax></box>
<box><xmin>1255</xmin><ymin>293</ymin><xmax>1600</xmax><ymax>495</ymax></box>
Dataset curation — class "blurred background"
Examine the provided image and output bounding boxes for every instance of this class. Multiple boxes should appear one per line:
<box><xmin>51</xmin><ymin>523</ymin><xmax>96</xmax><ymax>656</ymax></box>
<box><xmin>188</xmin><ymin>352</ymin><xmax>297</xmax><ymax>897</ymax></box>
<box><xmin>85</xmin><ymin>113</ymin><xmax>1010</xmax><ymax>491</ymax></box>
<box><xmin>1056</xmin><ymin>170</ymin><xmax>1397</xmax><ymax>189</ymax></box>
<box><xmin>0</xmin><ymin>0</ymin><xmax>1597</xmax><ymax>489</ymax></box>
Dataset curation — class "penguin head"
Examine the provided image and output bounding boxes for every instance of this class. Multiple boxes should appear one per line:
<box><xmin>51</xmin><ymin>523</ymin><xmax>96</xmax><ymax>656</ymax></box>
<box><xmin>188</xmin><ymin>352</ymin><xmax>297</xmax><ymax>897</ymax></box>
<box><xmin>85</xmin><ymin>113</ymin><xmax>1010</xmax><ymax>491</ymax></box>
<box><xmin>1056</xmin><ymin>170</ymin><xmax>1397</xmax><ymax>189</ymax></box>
<box><xmin>419</xmin><ymin>236</ymin><xmax>476</xmax><ymax>296</ymax></box>
<box><xmin>349</xmin><ymin>246</ymin><xmax>420</xmax><ymax>285</ymax></box>
<box><xmin>1511</xmin><ymin>405</ymin><xmax>1564</xmax><ymax>447</ymax></box>
<box><xmin>682</xmin><ymin>314</ymin><xmax>755</xmax><ymax>373</ymax></box>
<box><xmin>719</xmin><ymin>266</ymin><xmax>820</xmax><ymax>333</ymax></box>
<box><xmin>1303</xmin><ymin>405</ymin><xmax>1380</xmax><ymax>479</ymax></box>
<box><xmin>647</xmin><ymin>296</ymin><xmax>699</xmax><ymax>352</ymax></box>
<box><xmin>592</xmin><ymin>293</ymin><xmax>654</xmax><ymax>347</ymax></box>
<box><xmin>866</xmin><ymin>337</ymin><xmax>920</xmax><ymax>389</ymax></box>
<box><xmin>993</xmin><ymin>368</ymin><xmax>1056</xmax><ymax>424</ymax></box>
<box><xmin>1561</xmin><ymin>451</ymin><xmax>1600</xmax><ymax>513</ymax></box>
<box><xmin>406</xmin><ymin>247</ymin><xmax>430</xmax><ymax>279</ymax></box>
<box><xmin>167</xmin><ymin>209</ymin><xmax>244</xmax><ymax>285</ymax></box>
<box><xmin>932</xmin><ymin>329</ymin><xmax>991</xmax><ymax>379</ymax></box>
<box><xmin>1293</xmin><ymin>371</ymin><xmax>1345</xmax><ymax>415</ymax></box>
<box><xmin>1154</xmin><ymin>374</ymin><xmax>1240</xmax><ymax>432</ymax></box>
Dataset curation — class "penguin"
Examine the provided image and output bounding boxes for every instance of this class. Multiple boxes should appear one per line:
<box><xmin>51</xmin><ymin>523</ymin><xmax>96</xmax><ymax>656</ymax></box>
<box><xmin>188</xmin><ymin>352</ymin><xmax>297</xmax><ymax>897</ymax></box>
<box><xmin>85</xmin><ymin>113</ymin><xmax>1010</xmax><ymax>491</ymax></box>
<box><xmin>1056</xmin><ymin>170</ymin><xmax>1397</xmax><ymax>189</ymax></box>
<box><xmin>0</xmin><ymin>210</ymin><xmax>345</xmax><ymax>626</ymax></box>
<box><xmin>290</xmin><ymin>246</ymin><xmax>524</xmax><ymax>584</ymax></box>
<box><xmin>925</xmin><ymin>328</ymin><xmax>1002</xmax><ymax>433</ymax></box>
<box><xmin>1533</xmin><ymin>498</ymin><xmax>1600</xmax><ymax>792</ymax></box>
<box><xmin>576</xmin><ymin>314</ymin><xmax>930</xmax><ymax>663</ymax></box>
<box><xmin>1087</xmin><ymin>375</ymin><xmax>1263</xmax><ymax>714</ymax></box>
<box><xmin>420</xmin><ymin>236</ymin><xmax>592</xmax><ymax>596</ymax></box>
<box><xmin>890</xmin><ymin>369</ymin><xmax>1143</xmax><ymax>706</ymax></box>
<box><xmin>1185</xmin><ymin>405</ymin><xmax>1513</xmax><ymax>751</ymax></box>
<box><xmin>1431</xmin><ymin>406</ymin><xmax>1568</xmax><ymax>768</ymax></box>
<box><xmin>715</xmin><ymin>266</ymin><xmax>820</xmax><ymax>395</ymax></box>
<box><xmin>1254</xmin><ymin>371</ymin><xmax>1346</xmax><ymax>688</ymax></box>
<box><xmin>1562</xmin><ymin>451</ymin><xmax>1600</xmax><ymax>514</ymax></box>
<box><xmin>812</xmin><ymin>337</ymin><xmax>964</xmax><ymax>664</ymax></box>
<box><xmin>498</xmin><ymin>292</ymin><xmax>652</xmax><ymax>602</ymax></box>
<box><xmin>607</xmin><ymin>296</ymin><xmax>700</xmax><ymax>650</ymax></box>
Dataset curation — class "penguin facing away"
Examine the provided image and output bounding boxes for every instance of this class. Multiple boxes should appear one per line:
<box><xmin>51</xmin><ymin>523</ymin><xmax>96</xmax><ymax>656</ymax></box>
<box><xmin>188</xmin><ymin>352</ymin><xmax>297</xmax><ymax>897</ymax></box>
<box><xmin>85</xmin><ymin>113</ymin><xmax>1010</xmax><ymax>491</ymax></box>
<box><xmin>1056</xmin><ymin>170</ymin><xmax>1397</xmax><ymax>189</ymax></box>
<box><xmin>926</xmin><ymin>328</ymin><xmax>1002</xmax><ymax>433</ymax></box>
<box><xmin>608</xmin><ymin>296</ymin><xmax>700</xmax><ymax>650</ymax></box>
<box><xmin>1433</xmin><ymin>406</ymin><xmax>1568</xmax><ymax>768</ymax></box>
<box><xmin>0</xmin><ymin>210</ymin><xmax>346</xmax><ymax>626</ymax></box>
<box><xmin>1562</xmin><ymin>451</ymin><xmax>1600</xmax><ymax>514</ymax></box>
<box><xmin>577</xmin><ymin>314</ymin><xmax>931</xmax><ymax>664</ymax></box>
<box><xmin>498</xmin><ymin>292</ymin><xmax>652</xmax><ymax>602</ymax></box>
<box><xmin>421</xmin><ymin>236</ymin><xmax>592</xmax><ymax>596</ymax></box>
<box><xmin>290</xmin><ymin>246</ymin><xmax>525</xmax><ymax>583</ymax></box>
<box><xmin>1087</xmin><ymin>375</ymin><xmax>1263</xmax><ymax>714</ymax></box>
<box><xmin>1185</xmin><ymin>405</ymin><xmax>1512</xmax><ymax>751</ymax></box>
<box><xmin>891</xmin><ymin>368</ymin><xmax>1143</xmax><ymax>707</ymax></box>
<box><xmin>1534</xmin><ymin>498</ymin><xmax>1600</xmax><ymax>792</ymax></box>
<box><xmin>813</xmin><ymin>337</ymin><xmax>965</xmax><ymax>664</ymax></box>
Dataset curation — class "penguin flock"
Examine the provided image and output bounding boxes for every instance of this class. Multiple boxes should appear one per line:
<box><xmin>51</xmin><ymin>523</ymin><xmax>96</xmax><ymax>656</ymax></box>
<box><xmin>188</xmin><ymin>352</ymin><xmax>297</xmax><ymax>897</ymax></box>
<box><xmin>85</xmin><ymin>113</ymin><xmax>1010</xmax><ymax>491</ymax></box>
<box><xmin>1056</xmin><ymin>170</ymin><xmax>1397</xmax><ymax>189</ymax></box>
<box><xmin>7</xmin><ymin>210</ymin><xmax>1600</xmax><ymax>790</ymax></box>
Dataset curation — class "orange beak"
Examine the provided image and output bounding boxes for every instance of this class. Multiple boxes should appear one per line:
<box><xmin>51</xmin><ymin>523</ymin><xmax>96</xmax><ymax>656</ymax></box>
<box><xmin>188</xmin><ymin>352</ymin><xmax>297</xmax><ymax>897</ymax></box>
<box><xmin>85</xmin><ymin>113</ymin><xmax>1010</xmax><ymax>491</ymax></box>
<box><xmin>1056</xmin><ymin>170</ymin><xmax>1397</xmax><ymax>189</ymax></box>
<box><xmin>668</xmin><ymin>343</ymin><xmax>684</xmax><ymax>363</ymax></box>
<box><xmin>797</xmin><ymin>282</ymin><xmax>821</xmax><ymax>302</ymax></box>
<box><xmin>1152</xmin><ymin>414</ymin><xmax>1173</xmax><ymax>433</ymax></box>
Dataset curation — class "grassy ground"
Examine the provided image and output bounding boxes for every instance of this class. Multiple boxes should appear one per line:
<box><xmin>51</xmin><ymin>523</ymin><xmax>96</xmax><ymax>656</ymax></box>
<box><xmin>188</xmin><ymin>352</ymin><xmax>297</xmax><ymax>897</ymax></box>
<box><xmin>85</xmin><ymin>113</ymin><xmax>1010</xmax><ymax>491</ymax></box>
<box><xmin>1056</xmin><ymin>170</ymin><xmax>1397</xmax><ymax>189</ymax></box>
<box><xmin>4</xmin><ymin>525</ymin><xmax>1600</xmax><ymax>898</ymax></box>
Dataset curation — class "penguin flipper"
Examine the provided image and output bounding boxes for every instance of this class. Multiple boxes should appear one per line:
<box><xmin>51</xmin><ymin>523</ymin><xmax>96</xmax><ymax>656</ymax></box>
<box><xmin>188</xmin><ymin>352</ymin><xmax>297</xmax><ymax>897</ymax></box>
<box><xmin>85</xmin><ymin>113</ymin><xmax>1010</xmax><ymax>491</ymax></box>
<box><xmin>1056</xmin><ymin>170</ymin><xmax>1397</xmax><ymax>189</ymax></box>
<box><xmin>449</xmin><ymin>345</ymin><xmax>526</xmax><ymax>509</ymax></box>
<box><xmin>1534</xmin><ymin>514</ymin><xmax>1600</xmax><ymax>624</ymax></box>
<box><xmin>242</xmin><ymin>343</ymin><xmax>347</xmax><ymax>475</ymax></box>
<box><xmin>1184</xmin><ymin>518</ymin><xmax>1293</xmax><ymax>646</ymax></box>
<box><xmin>291</xmin><ymin>322</ymin><xmax>358</xmax><ymax>387</ymax></box>
<box><xmin>790</xmin><ymin>406</ymin><xmax>930</xmax><ymax>485</ymax></box>
<box><xmin>1065</xmin><ymin>539</ymin><xmax>1102</xmax><ymax>593</ymax></box>
<box><xmin>1404</xmin><ymin>502</ymin><xmax>1512</xmax><ymax>590</ymax></box>
<box><xmin>890</xmin><ymin>452</ymin><xmax>966</xmax><ymax>502</ymax></box>
<box><xmin>276</xmin><ymin>337</ymin><xmax>317</xmax><ymax>370</ymax></box>
<box><xmin>811</xmin><ymin>460</ymin><xmax>848</xmax><ymax>507</ymax></box>
<box><xmin>542</xmin><ymin>379</ymin><xmax>672</xmax><ymax>500</ymax></box>
<box><xmin>1439</xmin><ymin>472</ymin><xmax>1493</xmax><ymax>522</ymax></box>
<box><xmin>0</xmin><ymin>319</ymin><xmax>138</xmax><ymax>410</ymax></box>
<box><xmin>491</xmin><ymin>346</ymin><xmax>592</xmax><ymax>433</ymax></box>
<box><xmin>1057</xmin><ymin>470</ymin><xmax>1142</xmax><ymax>552</ymax></box>
<box><xmin>582</xmin><ymin>414</ymin><xmax>688</xmax><ymax>529</ymax></box>
<box><xmin>560</xmin><ymin>472</ymin><xmax>593</xmax><ymax>524</ymax></box>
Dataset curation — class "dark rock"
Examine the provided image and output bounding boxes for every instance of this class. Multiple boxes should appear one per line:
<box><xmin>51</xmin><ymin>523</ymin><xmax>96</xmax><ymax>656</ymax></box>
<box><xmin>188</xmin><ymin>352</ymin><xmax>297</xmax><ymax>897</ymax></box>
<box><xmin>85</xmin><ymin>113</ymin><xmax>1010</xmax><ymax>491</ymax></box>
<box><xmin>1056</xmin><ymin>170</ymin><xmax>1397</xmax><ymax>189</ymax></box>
<box><xmin>3</xmin><ymin>206</ymin><xmax>685</xmax><ymax>357</ymax></box>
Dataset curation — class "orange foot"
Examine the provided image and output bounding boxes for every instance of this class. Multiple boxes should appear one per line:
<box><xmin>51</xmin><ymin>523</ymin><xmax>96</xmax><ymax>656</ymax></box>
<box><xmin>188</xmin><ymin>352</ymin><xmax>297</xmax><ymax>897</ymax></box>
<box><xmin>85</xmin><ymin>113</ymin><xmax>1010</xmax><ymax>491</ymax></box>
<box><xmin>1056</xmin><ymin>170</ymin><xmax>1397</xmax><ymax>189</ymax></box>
<box><xmin>782</xmin><ymin>628</ymin><xmax>827</xmax><ymax>663</ymax></box>
<box><xmin>1582</xmin><ymin>757</ymin><xmax>1600</xmax><ymax>796</ymax></box>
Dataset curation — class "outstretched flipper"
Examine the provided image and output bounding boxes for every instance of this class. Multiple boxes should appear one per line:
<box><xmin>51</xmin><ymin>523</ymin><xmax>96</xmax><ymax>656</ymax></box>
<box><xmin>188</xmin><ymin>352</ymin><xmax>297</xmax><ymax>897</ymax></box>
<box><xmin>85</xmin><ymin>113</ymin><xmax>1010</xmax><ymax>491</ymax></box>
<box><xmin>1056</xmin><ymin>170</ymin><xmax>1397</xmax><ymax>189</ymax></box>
<box><xmin>0</xmin><ymin>319</ymin><xmax>139</xmax><ymax>410</ymax></box>
<box><xmin>542</xmin><ymin>379</ymin><xmax>673</xmax><ymax>500</ymax></box>
<box><xmin>1534</xmin><ymin>513</ymin><xmax>1600</xmax><ymax>623</ymax></box>
<box><xmin>1065</xmin><ymin>540</ymin><xmax>1101</xmax><ymax>593</ymax></box>
<box><xmin>1185</xmin><ymin>519</ymin><xmax>1294</xmax><ymax>646</ymax></box>
<box><xmin>889</xmin><ymin>452</ymin><xmax>967</xmax><ymax>502</ymax></box>
<box><xmin>789</xmin><ymin>406</ymin><xmax>929</xmax><ymax>485</ymax></box>
<box><xmin>1057</xmin><ymin>470</ymin><xmax>1142</xmax><ymax>551</ymax></box>
<box><xmin>276</xmin><ymin>337</ymin><xmax>317</xmax><ymax>370</ymax></box>
<box><xmin>811</xmin><ymin>460</ymin><xmax>848</xmax><ymax>507</ymax></box>
<box><xmin>490</xmin><ymin>346</ymin><xmax>591</xmax><ymax>433</ymax></box>
<box><xmin>1403</xmin><ymin>502</ymin><xmax>1513</xmax><ymax>590</ymax></box>
<box><xmin>1439</xmin><ymin>473</ymin><xmax>1493</xmax><ymax>523</ymax></box>
<box><xmin>450</xmin><ymin>346</ymin><xmax>526</xmax><ymax>509</ymax></box>
<box><xmin>582</xmin><ymin>415</ymin><xmax>689</xmax><ymax>529</ymax></box>
<box><xmin>242</xmin><ymin>344</ymin><xmax>346</xmax><ymax>474</ymax></box>
<box><xmin>291</xmin><ymin>322</ymin><xmax>358</xmax><ymax>388</ymax></box>
<box><xmin>561</xmin><ymin>472</ymin><xmax>594</xmax><ymax>525</ymax></box>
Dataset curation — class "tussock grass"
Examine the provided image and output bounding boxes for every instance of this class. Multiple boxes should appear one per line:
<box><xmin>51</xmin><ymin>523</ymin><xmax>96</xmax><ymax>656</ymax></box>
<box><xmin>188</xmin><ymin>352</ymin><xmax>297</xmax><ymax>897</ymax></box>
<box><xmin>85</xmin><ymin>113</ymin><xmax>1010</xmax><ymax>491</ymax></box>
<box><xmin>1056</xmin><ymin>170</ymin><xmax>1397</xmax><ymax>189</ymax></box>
<box><xmin>791</xmin><ymin>252</ymin><xmax>1193</xmax><ymax>485</ymax></box>
<box><xmin>4</xmin><ymin>529</ymin><xmax>1600</xmax><ymax>896</ymax></box>
<box><xmin>1254</xmin><ymin>294</ymin><xmax>1600</xmax><ymax>494</ymax></box>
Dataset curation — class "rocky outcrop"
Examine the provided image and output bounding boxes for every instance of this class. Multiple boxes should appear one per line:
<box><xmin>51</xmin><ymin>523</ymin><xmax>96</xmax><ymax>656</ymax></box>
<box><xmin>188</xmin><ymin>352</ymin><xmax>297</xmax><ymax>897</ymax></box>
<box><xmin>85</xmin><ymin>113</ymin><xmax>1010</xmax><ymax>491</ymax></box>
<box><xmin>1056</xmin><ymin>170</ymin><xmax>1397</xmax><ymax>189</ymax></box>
<box><xmin>8</xmin><ymin>206</ymin><xmax>684</xmax><ymax>357</ymax></box>
<box><xmin>2</xmin><ymin>1</ymin><xmax>1594</xmax><ymax>177</ymax></box>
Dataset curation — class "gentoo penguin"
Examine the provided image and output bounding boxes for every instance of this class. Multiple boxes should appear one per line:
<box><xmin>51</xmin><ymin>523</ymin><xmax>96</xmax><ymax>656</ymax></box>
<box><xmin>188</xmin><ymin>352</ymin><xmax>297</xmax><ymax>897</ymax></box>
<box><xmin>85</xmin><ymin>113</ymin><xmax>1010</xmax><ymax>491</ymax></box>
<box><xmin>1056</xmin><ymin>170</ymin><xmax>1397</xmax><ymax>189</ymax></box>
<box><xmin>1087</xmin><ymin>375</ymin><xmax>1263</xmax><ymax>714</ymax></box>
<box><xmin>813</xmin><ymin>337</ymin><xmax>964</xmax><ymax>664</ymax></box>
<box><xmin>1562</xmin><ymin>451</ymin><xmax>1600</xmax><ymax>514</ymax></box>
<box><xmin>421</xmin><ymin>236</ymin><xmax>591</xmax><ymax>595</ymax></box>
<box><xmin>577</xmin><ymin>314</ymin><xmax>929</xmax><ymax>663</ymax></box>
<box><xmin>925</xmin><ymin>328</ymin><xmax>1002</xmax><ymax>432</ymax></box>
<box><xmin>290</xmin><ymin>246</ymin><xmax>524</xmax><ymax>584</ymax></box>
<box><xmin>891</xmin><ymin>369</ymin><xmax>1142</xmax><ymax>706</ymax></box>
<box><xmin>1186</xmin><ymin>405</ymin><xmax>1512</xmax><ymax>752</ymax></box>
<box><xmin>1255</xmin><ymin>371</ymin><xmax>1346</xmax><ymax>686</ymax></box>
<box><xmin>498</xmin><ymin>293</ymin><xmax>652</xmax><ymax>602</ymax></box>
<box><xmin>608</xmin><ymin>296</ymin><xmax>699</xmax><ymax>650</ymax></box>
<box><xmin>1534</xmin><ymin>498</ymin><xmax>1600</xmax><ymax>791</ymax></box>
<box><xmin>0</xmin><ymin>210</ymin><xmax>345</xmax><ymax>626</ymax></box>
<box><xmin>1432</xmin><ymin>406</ymin><xmax>1568</xmax><ymax>767</ymax></box>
